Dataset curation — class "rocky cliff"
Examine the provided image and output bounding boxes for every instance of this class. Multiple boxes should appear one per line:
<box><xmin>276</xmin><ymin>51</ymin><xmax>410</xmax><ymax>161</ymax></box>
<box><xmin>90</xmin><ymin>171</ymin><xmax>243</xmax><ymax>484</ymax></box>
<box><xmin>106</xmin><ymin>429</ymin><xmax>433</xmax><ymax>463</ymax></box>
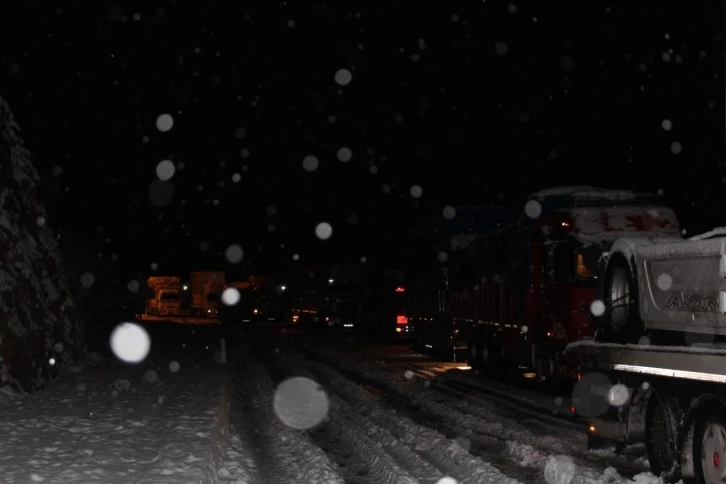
<box><xmin>0</xmin><ymin>96</ymin><xmax>84</xmax><ymax>392</ymax></box>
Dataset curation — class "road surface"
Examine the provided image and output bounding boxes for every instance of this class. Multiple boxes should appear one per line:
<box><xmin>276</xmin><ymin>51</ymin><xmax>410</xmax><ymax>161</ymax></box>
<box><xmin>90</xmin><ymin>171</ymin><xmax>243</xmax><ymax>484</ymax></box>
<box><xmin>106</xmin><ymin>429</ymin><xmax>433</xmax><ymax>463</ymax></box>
<box><xmin>0</xmin><ymin>322</ymin><xmax>659</xmax><ymax>484</ymax></box>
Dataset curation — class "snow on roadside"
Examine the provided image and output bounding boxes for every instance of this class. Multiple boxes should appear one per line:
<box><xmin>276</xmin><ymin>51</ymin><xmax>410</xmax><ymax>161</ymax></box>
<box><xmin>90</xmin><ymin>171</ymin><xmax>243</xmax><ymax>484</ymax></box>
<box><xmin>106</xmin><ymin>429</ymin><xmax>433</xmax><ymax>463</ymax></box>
<box><xmin>236</xmin><ymin>353</ymin><xmax>345</xmax><ymax>484</ymax></box>
<box><xmin>296</xmin><ymin>337</ymin><xmax>666</xmax><ymax>484</ymax></box>
<box><xmin>277</xmin><ymin>344</ymin><xmax>523</xmax><ymax>484</ymax></box>
<box><xmin>0</xmin><ymin>357</ymin><xmax>253</xmax><ymax>483</ymax></box>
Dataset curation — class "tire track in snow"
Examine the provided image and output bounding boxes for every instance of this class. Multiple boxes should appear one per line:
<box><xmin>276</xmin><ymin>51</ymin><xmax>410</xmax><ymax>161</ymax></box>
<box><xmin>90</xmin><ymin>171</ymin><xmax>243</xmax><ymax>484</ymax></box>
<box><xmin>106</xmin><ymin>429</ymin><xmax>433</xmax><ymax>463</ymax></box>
<box><xmin>430</xmin><ymin>380</ymin><xmax>583</xmax><ymax>438</ymax></box>
<box><xmin>294</xmin><ymin>337</ymin><xmax>656</xmax><ymax>484</ymax></box>
<box><xmin>230</xmin><ymin>345</ymin><xmax>345</xmax><ymax>484</ymax></box>
<box><xmin>270</xmin><ymin>342</ymin><xmax>524</xmax><ymax>484</ymax></box>
<box><xmin>254</xmin><ymin>344</ymin><xmax>424</xmax><ymax>484</ymax></box>
<box><xmin>398</xmin><ymin>364</ymin><xmax>650</xmax><ymax>478</ymax></box>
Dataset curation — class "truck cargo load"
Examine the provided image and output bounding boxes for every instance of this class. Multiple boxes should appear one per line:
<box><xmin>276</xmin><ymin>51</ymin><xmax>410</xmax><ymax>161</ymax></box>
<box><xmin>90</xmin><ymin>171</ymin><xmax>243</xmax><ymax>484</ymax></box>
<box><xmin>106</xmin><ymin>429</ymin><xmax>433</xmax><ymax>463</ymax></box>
<box><xmin>189</xmin><ymin>271</ymin><xmax>225</xmax><ymax>317</ymax></box>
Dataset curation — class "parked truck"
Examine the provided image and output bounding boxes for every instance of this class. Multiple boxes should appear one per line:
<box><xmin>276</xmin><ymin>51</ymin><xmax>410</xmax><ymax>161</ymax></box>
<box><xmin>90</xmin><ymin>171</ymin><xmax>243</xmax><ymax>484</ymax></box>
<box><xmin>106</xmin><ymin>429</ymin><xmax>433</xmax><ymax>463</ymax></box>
<box><xmin>410</xmin><ymin>187</ymin><xmax>681</xmax><ymax>384</ymax></box>
<box><xmin>189</xmin><ymin>271</ymin><xmax>225</xmax><ymax>318</ymax></box>
<box><xmin>146</xmin><ymin>276</ymin><xmax>183</xmax><ymax>316</ymax></box>
<box><xmin>564</xmin><ymin>223</ymin><xmax>726</xmax><ymax>483</ymax></box>
<box><xmin>220</xmin><ymin>280</ymin><xmax>262</xmax><ymax>322</ymax></box>
<box><xmin>359</xmin><ymin>268</ymin><xmax>409</xmax><ymax>342</ymax></box>
<box><xmin>407</xmin><ymin>206</ymin><xmax>517</xmax><ymax>358</ymax></box>
<box><xmin>249</xmin><ymin>274</ymin><xmax>290</xmax><ymax>322</ymax></box>
<box><xmin>290</xmin><ymin>265</ymin><xmax>362</xmax><ymax>332</ymax></box>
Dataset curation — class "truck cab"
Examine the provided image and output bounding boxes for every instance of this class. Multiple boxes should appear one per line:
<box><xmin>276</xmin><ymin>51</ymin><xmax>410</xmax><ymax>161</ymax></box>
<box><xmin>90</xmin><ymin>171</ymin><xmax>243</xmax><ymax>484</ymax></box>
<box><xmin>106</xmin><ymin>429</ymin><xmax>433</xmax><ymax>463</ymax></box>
<box><xmin>145</xmin><ymin>276</ymin><xmax>183</xmax><ymax>317</ymax></box>
<box><xmin>157</xmin><ymin>289</ymin><xmax>181</xmax><ymax>316</ymax></box>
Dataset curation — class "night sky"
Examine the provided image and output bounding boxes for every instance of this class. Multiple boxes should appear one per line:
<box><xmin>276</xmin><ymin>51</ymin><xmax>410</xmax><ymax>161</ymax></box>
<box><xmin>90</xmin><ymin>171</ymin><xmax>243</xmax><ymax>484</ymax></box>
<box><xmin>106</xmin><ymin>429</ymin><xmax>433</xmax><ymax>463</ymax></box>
<box><xmin>1</xmin><ymin>0</ymin><xmax>724</xmax><ymax>278</ymax></box>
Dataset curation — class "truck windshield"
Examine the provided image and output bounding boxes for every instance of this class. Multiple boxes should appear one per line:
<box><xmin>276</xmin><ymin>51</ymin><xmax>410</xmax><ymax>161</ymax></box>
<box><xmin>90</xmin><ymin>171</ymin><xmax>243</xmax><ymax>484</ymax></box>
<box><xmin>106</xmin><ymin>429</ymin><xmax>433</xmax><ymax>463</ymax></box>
<box><xmin>573</xmin><ymin>244</ymin><xmax>607</xmax><ymax>281</ymax></box>
<box><xmin>207</xmin><ymin>293</ymin><xmax>220</xmax><ymax>303</ymax></box>
<box><xmin>160</xmin><ymin>293</ymin><xmax>179</xmax><ymax>301</ymax></box>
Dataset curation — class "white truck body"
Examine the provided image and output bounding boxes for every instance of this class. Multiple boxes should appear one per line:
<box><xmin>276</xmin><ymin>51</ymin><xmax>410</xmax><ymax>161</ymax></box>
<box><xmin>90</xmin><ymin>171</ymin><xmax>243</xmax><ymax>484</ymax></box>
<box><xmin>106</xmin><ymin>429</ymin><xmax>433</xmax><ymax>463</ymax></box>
<box><xmin>566</xmin><ymin>228</ymin><xmax>726</xmax><ymax>483</ymax></box>
<box><xmin>603</xmin><ymin>228</ymin><xmax>726</xmax><ymax>336</ymax></box>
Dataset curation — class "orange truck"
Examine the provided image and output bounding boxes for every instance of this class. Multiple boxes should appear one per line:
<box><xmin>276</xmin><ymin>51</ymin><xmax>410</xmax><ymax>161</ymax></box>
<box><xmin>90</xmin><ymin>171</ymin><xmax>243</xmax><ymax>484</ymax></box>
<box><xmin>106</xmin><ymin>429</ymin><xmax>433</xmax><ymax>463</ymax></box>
<box><xmin>189</xmin><ymin>271</ymin><xmax>226</xmax><ymax>318</ymax></box>
<box><xmin>146</xmin><ymin>276</ymin><xmax>183</xmax><ymax>316</ymax></box>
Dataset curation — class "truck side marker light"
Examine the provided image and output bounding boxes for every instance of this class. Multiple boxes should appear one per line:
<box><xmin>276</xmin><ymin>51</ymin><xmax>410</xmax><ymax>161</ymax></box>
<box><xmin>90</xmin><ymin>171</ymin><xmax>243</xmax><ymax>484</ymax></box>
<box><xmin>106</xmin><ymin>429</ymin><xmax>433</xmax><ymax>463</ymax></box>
<box><xmin>611</xmin><ymin>363</ymin><xmax>726</xmax><ymax>384</ymax></box>
<box><xmin>588</xmin><ymin>425</ymin><xmax>596</xmax><ymax>433</ymax></box>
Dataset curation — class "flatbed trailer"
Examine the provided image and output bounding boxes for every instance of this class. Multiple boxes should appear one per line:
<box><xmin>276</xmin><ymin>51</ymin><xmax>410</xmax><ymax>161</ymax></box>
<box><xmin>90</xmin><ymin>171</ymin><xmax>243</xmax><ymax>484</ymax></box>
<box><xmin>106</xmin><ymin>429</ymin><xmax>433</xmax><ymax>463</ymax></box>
<box><xmin>564</xmin><ymin>339</ymin><xmax>726</xmax><ymax>483</ymax></box>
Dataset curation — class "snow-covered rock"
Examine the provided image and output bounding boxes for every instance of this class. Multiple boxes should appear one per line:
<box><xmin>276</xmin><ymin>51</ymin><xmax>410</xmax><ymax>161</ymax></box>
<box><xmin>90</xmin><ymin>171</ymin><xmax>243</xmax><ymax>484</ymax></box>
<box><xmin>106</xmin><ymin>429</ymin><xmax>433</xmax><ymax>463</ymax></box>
<box><xmin>0</xmin><ymin>96</ymin><xmax>84</xmax><ymax>392</ymax></box>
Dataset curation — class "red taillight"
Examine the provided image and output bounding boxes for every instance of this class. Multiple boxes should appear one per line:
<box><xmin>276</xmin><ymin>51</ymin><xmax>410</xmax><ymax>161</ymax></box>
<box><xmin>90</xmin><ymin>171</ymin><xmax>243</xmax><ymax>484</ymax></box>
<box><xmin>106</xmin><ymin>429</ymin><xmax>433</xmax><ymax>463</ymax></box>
<box><xmin>395</xmin><ymin>287</ymin><xmax>405</xmax><ymax>293</ymax></box>
<box><xmin>396</xmin><ymin>315</ymin><xmax>408</xmax><ymax>324</ymax></box>
<box><xmin>571</xmin><ymin>406</ymin><xmax>576</xmax><ymax>415</ymax></box>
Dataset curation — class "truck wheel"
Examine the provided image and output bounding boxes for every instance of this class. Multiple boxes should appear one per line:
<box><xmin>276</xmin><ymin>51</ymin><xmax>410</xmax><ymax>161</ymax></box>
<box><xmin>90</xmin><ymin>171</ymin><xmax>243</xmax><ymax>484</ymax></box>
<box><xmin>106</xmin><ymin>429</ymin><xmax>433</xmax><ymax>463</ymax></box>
<box><xmin>468</xmin><ymin>337</ymin><xmax>479</xmax><ymax>369</ymax></box>
<box><xmin>532</xmin><ymin>342</ymin><xmax>553</xmax><ymax>380</ymax></box>
<box><xmin>602</xmin><ymin>253</ymin><xmax>644</xmax><ymax>344</ymax></box>
<box><xmin>646</xmin><ymin>395</ymin><xmax>684</xmax><ymax>481</ymax></box>
<box><xmin>468</xmin><ymin>334</ymin><xmax>489</xmax><ymax>371</ymax></box>
<box><xmin>693</xmin><ymin>407</ymin><xmax>726</xmax><ymax>484</ymax></box>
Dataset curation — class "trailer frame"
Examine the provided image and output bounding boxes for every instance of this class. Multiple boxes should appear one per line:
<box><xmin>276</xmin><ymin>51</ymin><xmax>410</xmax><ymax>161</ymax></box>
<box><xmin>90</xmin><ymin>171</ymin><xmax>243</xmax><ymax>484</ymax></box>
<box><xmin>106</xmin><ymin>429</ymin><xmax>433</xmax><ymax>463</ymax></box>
<box><xmin>565</xmin><ymin>340</ymin><xmax>726</xmax><ymax>483</ymax></box>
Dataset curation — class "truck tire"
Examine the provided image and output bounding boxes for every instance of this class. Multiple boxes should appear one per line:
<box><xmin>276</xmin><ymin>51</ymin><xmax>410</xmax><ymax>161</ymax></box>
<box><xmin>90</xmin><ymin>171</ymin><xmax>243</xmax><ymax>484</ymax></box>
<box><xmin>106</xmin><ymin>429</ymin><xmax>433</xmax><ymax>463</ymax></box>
<box><xmin>645</xmin><ymin>395</ymin><xmax>684</xmax><ymax>482</ymax></box>
<box><xmin>531</xmin><ymin>341</ymin><xmax>553</xmax><ymax>381</ymax></box>
<box><xmin>692</xmin><ymin>406</ymin><xmax>726</xmax><ymax>484</ymax></box>
<box><xmin>468</xmin><ymin>333</ymin><xmax>489</xmax><ymax>371</ymax></box>
<box><xmin>602</xmin><ymin>253</ymin><xmax>644</xmax><ymax>344</ymax></box>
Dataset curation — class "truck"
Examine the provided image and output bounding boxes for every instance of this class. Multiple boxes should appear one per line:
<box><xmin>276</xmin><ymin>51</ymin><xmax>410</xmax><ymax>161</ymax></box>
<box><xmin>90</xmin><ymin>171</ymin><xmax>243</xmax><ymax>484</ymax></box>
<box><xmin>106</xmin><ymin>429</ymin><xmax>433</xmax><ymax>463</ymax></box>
<box><xmin>360</xmin><ymin>268</ymin><xmax>409</xmax><ymax>342</ymax></box>
<box><xmin>219</xmin><ymin>280</ymin><xmax>265</xmax><ymax>325</ymax></box>
<box><xmin>563</xmin><ymin>225</ymin><xmax>726</xmax><ymax>482</ymax></box>
<box><xmin>249</xmin><ymin>274</ymin><xmax>290</xmax><ymax>322</ymax></box>
<box><xmin>290</xmin><ymin>264</ymin><xmax>362</xmax><ymax>332</ymax></box>
<box><xmin>189</xmin><ymin>271</ymin><xmax>225</xmax><ymax>318</ymax></box>
<box><xmin>564</xmin><ymin>341</ymin><xmax>726</xmax><ymax>483</ymax></box>
<box><xmin>408</xmin><ymin>206</ymin><xmax>516</xmax><ymax>358</ymax></box>
<box><xmin>146</xmin><ymin>276</ymin><xmax>183</xmax><ymax>316</ymax></box>
<box><xmin>411</xmin><ymin>187</ymin><xmax>681</xmax><ymax>384</ymax></box>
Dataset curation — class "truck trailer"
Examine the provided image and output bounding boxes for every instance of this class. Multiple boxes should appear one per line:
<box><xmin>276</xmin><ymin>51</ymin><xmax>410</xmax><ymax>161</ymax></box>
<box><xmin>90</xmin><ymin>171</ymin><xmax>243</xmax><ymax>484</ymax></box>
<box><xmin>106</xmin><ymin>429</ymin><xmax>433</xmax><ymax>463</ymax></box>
<box><xmin>565</xmin><ymin>340</ymin><xmax>726</xmax><ymax>483</ymax></box>
<box><xmin>464</xmin><ymin>187</ymin><xmax>680</xmax><ymax>383</ymax></box>
<box><xmin>407</xmin><ymin>206</ymin><xmax>516</xmax><ymax>358</ymax></box>
<box><xmin>410</xmin><ymin>186</ymin><xmax>680</xmax><ymax>384</ymax></box>
<box><xmin>559</xmin><ymin>223</ymin><xmax>726</xmax><ymax>483</ymax></box>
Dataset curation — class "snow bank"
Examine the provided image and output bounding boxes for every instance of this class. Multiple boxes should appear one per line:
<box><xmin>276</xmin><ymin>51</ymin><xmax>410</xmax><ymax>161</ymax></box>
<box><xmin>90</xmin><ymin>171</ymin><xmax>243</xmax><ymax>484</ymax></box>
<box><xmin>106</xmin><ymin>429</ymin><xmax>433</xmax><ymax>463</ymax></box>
<box><xmin>0</xmin><ymin>96</ymin><xmax>84</xmax><ymax>392</ymax></box>
<box><xmin>0</xmin><ymin>358</ymin><xmax>252</xmax><ymax>483</ymax></box>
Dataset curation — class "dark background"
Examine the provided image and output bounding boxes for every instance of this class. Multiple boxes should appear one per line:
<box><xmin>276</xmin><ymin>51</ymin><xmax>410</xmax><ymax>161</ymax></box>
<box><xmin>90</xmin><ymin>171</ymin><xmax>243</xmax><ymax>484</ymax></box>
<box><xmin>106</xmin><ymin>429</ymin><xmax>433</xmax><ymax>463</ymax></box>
<box><xmin>1</xmin><ymin>0</ymin><xmax>724</xmax><ymax>278</ymax></box>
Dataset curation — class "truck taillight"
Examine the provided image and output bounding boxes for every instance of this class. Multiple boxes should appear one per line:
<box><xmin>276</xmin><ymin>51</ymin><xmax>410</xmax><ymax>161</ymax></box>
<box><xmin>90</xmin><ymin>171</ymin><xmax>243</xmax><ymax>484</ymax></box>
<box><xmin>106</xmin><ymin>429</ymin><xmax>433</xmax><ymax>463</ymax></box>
<box><xmin>397</xmin><ymin>315</ymin><xmax>408</xmax><ymax>324</ymax></box>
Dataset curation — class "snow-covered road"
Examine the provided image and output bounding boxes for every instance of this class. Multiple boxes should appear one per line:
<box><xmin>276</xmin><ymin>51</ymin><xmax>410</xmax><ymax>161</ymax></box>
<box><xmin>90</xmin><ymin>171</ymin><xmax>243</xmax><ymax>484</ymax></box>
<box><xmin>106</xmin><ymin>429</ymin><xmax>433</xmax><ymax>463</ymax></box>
<box><xmin>0</xmin><ymin>323</ymin><xmax>669</xmax><ymax>483</ymax></box>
